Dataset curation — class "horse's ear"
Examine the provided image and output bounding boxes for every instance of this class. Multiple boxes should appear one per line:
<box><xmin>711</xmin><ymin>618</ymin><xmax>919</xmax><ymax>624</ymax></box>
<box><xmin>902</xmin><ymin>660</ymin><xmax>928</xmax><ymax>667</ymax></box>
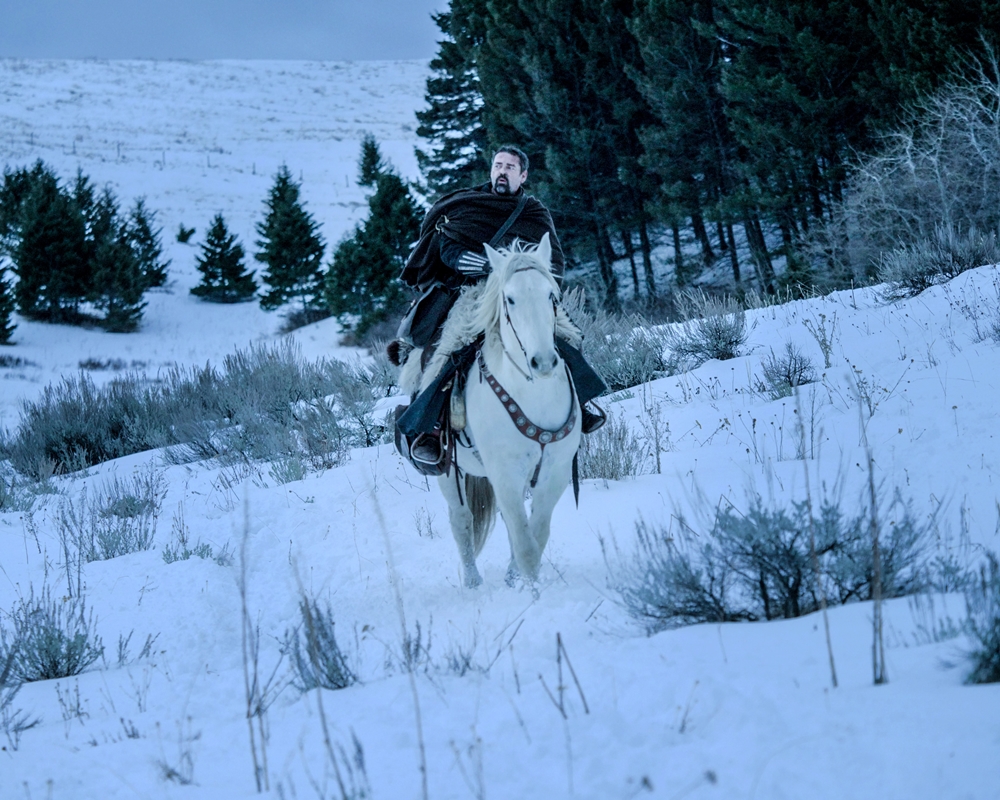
<box><xmin>484</xmin><ymin>242</ymin><xmax>503</xmax><ymax>270</ymax></box>
<box><xmin>536</xmin><ymin>232</ymin><xmax>552</xmax><ymax>265</ymax></box>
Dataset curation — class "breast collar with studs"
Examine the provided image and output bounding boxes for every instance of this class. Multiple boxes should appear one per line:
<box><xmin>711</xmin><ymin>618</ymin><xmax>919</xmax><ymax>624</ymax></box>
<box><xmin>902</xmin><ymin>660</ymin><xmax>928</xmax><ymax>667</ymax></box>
<box><xmin>477</xmin><ymin>348</ymin><xmax>577</xmax><ymax>448</ymax></box>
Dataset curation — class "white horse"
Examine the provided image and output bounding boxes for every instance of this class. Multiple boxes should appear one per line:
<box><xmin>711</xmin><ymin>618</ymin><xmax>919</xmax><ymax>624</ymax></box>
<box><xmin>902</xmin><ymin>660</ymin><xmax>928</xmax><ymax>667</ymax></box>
<box><xmin>401</xmin><ymin>233</ymin><xmax>582</xmax><ymax>588</ymax></box>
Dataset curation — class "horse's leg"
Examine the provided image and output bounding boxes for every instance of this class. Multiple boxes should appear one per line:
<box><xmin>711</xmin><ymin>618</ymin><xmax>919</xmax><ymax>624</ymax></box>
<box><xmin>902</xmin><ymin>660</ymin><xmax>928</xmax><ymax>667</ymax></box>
<box><xmin>492</xmin><ymin>481</ymin><xmax>541</xmax><ymax>583</ymax></box>
<box><xmin>504</xmin><ymin>543</ymin><xmax>520</xmax><ymax>587</ymax></box>
<box><xmin>438</xmin><ymin>474</ymin><xmax>483</xmax><ymax>588</ymax></box>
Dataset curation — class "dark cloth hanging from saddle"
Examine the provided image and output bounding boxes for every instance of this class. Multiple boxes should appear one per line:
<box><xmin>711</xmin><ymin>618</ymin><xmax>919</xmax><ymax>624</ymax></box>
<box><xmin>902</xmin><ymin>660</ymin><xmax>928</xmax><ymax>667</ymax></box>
<box><xmin>401</xmin><ymin>183</ymin><xmax>566</xmax><ymax>292</ymax></box>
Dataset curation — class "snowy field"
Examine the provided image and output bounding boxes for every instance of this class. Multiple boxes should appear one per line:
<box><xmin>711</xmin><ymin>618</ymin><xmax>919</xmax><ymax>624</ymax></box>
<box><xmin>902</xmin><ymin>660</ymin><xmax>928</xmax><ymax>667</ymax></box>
<box><xmin>1</xmin><ymin>60</ymin><xmax>999</xmax><ymax>800</ymax></box>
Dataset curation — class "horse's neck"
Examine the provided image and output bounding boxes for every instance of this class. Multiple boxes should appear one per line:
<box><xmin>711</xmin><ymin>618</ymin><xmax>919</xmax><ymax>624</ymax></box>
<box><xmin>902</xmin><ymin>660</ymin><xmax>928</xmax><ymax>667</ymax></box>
<box><xmin>480</xmin><ymin>330</ymin><xmax>573</xmax><ymax>427</ymax></box>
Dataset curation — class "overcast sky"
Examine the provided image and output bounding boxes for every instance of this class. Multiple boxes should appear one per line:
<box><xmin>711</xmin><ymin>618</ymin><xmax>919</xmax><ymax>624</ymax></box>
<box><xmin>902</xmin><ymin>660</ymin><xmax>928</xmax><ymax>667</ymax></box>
<box><xmin>0</xmin><ymin>0</ymin><xmax>448</xmax><ymax>60</ymax></box>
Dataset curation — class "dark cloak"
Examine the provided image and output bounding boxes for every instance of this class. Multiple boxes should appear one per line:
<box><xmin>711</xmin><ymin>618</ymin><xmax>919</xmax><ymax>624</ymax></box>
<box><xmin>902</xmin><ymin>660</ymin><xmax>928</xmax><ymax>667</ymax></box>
<box><xmin>401</xmin><ymin>183</ymin><xmax>565</xmax><ymax>291</ymax></box>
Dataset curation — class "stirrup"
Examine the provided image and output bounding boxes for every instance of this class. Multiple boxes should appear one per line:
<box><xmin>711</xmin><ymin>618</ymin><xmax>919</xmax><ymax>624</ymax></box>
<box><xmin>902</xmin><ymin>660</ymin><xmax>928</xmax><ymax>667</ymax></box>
<box><xmin>409</xmin><ymin>431</ymin><xmax>444</xmax><ymax>467</ymax></box>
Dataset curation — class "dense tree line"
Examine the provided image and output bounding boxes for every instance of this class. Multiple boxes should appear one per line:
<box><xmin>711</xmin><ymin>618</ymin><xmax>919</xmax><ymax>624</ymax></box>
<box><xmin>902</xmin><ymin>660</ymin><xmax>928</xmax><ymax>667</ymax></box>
<box><xmin>416</xmin><ymin>0</ymin><xmax>1000</xmax><ymax>306</ymax></box>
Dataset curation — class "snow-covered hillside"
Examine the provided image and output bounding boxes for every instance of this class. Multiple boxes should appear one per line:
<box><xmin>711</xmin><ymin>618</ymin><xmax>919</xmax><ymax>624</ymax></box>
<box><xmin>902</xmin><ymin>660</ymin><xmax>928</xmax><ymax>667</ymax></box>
<box><xmin>0</xmin><ymin>60</ymin><xmax>998</xmax><ymax>800</ymax></box>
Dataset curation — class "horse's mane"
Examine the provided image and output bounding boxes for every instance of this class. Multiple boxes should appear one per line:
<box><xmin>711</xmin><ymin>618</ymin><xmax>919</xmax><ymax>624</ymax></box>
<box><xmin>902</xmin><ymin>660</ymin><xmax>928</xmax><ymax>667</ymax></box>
<box><xmin>399</xmin><ymin>239</ymin><xmax>581</xmax><ymax>394</ymax></box>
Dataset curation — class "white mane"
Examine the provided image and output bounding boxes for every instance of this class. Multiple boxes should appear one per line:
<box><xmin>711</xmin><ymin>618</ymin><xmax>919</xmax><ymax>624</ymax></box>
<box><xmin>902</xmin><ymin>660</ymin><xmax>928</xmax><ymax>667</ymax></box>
<box><xmin>399</xmin><ymin>239</ymin><xmax>581</xmax><ymax>394</ymax></box>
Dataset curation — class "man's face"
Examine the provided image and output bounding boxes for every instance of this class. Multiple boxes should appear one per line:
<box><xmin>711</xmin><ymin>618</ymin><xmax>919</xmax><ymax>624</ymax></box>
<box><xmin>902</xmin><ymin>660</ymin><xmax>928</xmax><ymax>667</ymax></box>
<box><xmin>491</xmin><ymin>152</ymin><xmax>527</xmax><ymax>195</ymax></box>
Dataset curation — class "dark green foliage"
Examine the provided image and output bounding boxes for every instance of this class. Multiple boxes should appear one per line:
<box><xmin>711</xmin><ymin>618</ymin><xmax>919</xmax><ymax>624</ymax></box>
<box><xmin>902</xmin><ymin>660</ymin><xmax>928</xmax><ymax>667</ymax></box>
<box><xmin>255</xmin><ymin>165</ymin><xmax>326</xmax><ymax>314</ymax></box>
<box><xmin>965</xmin><ymin>553</ymin><xmax>1000</xmax><ymax>684</ymax></box>
<box><xmin>325</xmin><ymin>137</ymin><xmax>423</xmax><ymax>336</ymax></box>
<box><xmin>1</xmin><ymin>585</ymin><xmax>104</xmax><ymax>682</ymax></box>
<box><xmin>126</xmin><ymin>198</ymin><xmax>169</xmax><ymax>288</ymax></box>
<box><xmin>415</xmin><ymin>5</ymin><xmax>490</xmax><ymax>199</ymax></box>
<box><xmin>192</xmin><ymin>214</ymin><xmax>257</xmax><ymax>303</ymax></box>
<box><xmin>282</xmin><ymin>599</ymin><xmax>357</xmax><ymax>693</ymax></box>
<box><xmin>88</xmin><ymin>189</ymin><xmax>147</xmax><ymax>332</ymax></box>
<box><xmin>13</xmin><ymin>165</ymin><xmax>89</xmax><ymax>321</ymax></box>
<box><xmin>611</xmin><ymin>491</ymin><xmax>932</xmax><ymax>632</ymax></box>
<box><xmin>0</xmin><ymin>267</ymin><xmax>17</xmax><ymax>344</ymax></box>
<box><xmin>1</xmin><ymin>162</ymin><xmax>155</xmax><ymax>330</ymax></box>
<box><xmin>2</xmin><ymin>340</ymin><xmax>394</xmax><ymax>478</ymax></box>
<box><xmin>176</xmin><ymin>224</ymin><xmax>196</xmax><ymax>243</ymax></box>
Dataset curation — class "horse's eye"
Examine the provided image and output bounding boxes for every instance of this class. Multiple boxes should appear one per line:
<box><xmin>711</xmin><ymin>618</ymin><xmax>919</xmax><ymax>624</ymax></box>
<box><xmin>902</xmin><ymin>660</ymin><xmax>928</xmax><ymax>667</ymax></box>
<box><xmin>506</xmin><ymin>296</ymin><xmax>515</xmax><ymax>306</ymax></box>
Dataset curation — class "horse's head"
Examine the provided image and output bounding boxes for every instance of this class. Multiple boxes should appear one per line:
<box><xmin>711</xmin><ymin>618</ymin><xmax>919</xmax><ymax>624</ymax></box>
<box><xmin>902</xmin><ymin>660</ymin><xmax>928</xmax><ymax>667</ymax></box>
<box><xmin>480</xmin><ymin>233</ymin><xmax>561</xmax><ymax>379</ymax></box>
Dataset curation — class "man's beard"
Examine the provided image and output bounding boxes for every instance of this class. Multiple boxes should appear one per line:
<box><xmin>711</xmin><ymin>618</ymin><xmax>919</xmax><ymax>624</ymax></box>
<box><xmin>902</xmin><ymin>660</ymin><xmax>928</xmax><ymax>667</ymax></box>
<box><xmin>493</xmin><ymin>176</ymin><xmax>510</xmax><ymax>194</ymax></box>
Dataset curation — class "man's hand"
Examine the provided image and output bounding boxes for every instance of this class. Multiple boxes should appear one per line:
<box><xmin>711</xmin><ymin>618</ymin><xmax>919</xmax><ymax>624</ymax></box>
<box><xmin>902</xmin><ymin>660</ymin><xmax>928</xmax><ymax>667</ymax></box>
<box><xmin>455</xmin><ymin>250</ymin><xmax>489</xmax><ymax>275</ymax></box>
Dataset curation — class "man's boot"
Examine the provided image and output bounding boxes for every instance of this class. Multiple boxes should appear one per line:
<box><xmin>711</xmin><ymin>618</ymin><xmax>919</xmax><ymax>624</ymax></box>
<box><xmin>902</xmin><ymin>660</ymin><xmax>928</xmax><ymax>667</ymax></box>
<box><xmin>581</xmin><ymin>401</ymin><xmax>606</xmax><ymax>434</ymax></box>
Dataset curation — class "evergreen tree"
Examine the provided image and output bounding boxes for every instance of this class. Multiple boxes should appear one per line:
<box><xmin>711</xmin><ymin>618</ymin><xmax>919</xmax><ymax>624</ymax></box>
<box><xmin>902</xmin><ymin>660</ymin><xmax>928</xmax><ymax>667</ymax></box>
<box><xmin>192</xmin><ymin>214</ymin><xmax>257</xmax><ymax>303</ymax></box>
<box><xmin>630</xmin><ymin>0</ymin><xmax>742</xmax><ymax>283</ymax></box>
<box><xmin>325</xmin><ymin>137</ymin><xmax>423</xmax><ymax>335</ymax></box>
<box><xmin>126</xmin><ymin>198</ymin><xmax>170</xmax><ymax>288</ymax></box>
<box><xmin>88</xmin><ymin>187</ymin><xmax>146</xmax><ymax>332</ymax></box>
<box><xmin>255</xmin><ymin>166</ymin><xmax>326</xmax><ymax>316</ymax></box>
<box><xmin>415</xmin><ymin>4</ymin><xmax>491</xmax><ymax>199</ymax></box>
<box><xmin>0</xmin><ymin>266</ymin><xmax>16</xmax><ymax>344</ymax></box>
<box><xmin>14</xmin><ymin>168</ymin><xmax>89</xmax><ymax>321</ymax></box>
<box><xmin>0</xmin><ymin>161</ymin><xmax>49</xmax><ymax>257</ymax></box>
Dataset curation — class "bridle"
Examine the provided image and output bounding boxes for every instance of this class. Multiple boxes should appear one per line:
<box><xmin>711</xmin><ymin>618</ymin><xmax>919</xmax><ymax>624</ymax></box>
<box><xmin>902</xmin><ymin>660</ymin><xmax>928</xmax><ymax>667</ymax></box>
<box><xmin>499</xmin><ymin>266</ymin><xmax>558</xmax><ymax>382</ymax></box>
<box><xmin>479</xmin><ymin>268</ymin><xmax>576</xmax><ymax>487</ymax></box>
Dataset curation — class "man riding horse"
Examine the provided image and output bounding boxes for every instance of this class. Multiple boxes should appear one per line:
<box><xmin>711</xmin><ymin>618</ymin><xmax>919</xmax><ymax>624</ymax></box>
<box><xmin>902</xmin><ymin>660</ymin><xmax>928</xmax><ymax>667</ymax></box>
<box><xmin>393</xmin><ymin>145</ymin><xmax>606</xmax><ymax>470</ymax></box>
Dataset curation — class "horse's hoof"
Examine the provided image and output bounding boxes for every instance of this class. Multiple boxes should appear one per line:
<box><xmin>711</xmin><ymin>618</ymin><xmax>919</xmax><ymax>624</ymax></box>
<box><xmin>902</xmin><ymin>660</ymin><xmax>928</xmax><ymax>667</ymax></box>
<box><xmin>464</xmin><ymin>569</ymin><xmax>483</xmax><ymax>589</ymax></box>
<box><xmin>504</xmin><ymin>564</ymin><xmax>520</xmax><ymax>588</ymax></box>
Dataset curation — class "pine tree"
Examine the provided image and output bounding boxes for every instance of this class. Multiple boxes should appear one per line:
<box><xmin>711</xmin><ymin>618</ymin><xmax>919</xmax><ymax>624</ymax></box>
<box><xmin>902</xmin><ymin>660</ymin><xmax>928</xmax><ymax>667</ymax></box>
<box><xmin>415</xmin><ymin>4</ymin><xmax>490</xmax><ymax>199</ymax></box>
<box><xmin>0</xmin><ymin>265</ymin><xmax>17</xmax><ymax>344</ymax></box>
<box><xmin>255</xmin><ymin>166</ymin><xmax>326</xmax><ymax>317</ymax></box>
<box><xmin>192</xmin><ymin>214</ymin><xmax>257</xmax><ymax>303</ymax></box>
<box><xmin>88</xmin><ymin>187</ymin><xmax>146</xmax><ymax>332</ymax></box>
<box><xmin>325</xmin><ymin>137</ymin><xmax>423</xmax><ymax>335</ymax></box>
<box><xmin>14</xmin><ymin>168</ymin><xmax>89</xmax><ymax>321</ymax></box>
<box><xmin>126</xmin><ymin>198</ymin><xmax>170</xmax><ymax>288</ymax></box>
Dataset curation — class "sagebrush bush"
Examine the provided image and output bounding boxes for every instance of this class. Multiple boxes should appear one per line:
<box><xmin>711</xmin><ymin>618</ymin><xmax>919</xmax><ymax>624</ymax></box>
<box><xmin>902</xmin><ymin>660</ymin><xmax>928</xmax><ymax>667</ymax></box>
<box><xmin>757</xmin><ymin>342</ymin><xmax>817</xmax><ymax>400</ymax></box>
<box><xmin>562</xmin><ymin>288</ymin><xmax>671</xmax><ymax>393</ymax></box>
<box><xmin>965</xmin><ymin>553</ymin><xmax>1000</xmax><ymax>684</ymax></box>
<box><xmin>281</xmin><ymin>599</ymin><xmax>356</xmax><ymax>692</ymax></box>
<box><xmin>878</xmin><ymin>225</ymin><xmax>1000</xmax><ymax>301</ymax></box>
<box><xmin>664</xmin><ymin>290</ymin><xmax>748</xmax><ymax>370</ymax></box>
<box><xmin>577</xmin><ymin>411</ymin><xmax>645</xmax><ymax>481</ymax></box>
<box><xmin>59</xmin><ymin>468</ymin><xmax>166</xmax><ymax>562</ymax></box>
<box><xmin>3</xmin><ymin>340</ymin><xmax>394</xmax><ymax>478</ymax></box>
<box><xmin>610</xmin><ymin>490</ymin><xmax>933</xmax><ymax>632</ymax></box>
<box><xmin>1</xmin><ymin>585</ymin><xmax>104</xmax><ymax>682</ymax></box>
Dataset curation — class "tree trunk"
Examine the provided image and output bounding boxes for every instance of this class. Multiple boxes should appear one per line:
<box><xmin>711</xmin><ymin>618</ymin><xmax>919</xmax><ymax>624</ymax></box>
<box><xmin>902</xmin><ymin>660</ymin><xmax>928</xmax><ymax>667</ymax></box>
<box><xmin>743</xmin><ymin>212</ymin><xmax>774</xmax><ymax>292</ymax></box>
<box><xmin>692</xmin><ymin>209</ymin><xmax>715</xmax><ymax>265</ymax></box>
<box><xmin>726</xmin><ymin>222</ymin><xmax>740</xmax><ymax>283</ymax></box>
<box><xmin>621</xmin><ymin>229</ymin><xmax>640</xmax><ymax>301</ymax></box>
<box><xmin>594</xmin><ymin>220</ymin><xmax>620</xmax><ymax>313</ymax></box>
<box><xmin>672</xmin><ymin>223</ymin><xmax>685</xmax><ymax>286</ymax></box>
<box><xmin>638</xmin><ymin>217</ymin><xmax>656</xmax><ymax>300</ymax></box>
<box><xmin>716</xmin><ymin>219</ymin><xmax>728</xmax><ymax>252</ymax></box>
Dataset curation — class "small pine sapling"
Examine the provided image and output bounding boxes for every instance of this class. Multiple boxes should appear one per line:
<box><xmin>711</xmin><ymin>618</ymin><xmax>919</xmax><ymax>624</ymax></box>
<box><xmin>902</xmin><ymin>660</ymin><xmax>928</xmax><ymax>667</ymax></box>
<box><xmin>126</xmin><ymin>198</ymin><xmax>170</xmax><ymax>288</ymax></box>
<box><xmin>192</xmin><ymin>214</ymin><xmax>257</xmax><ymax>303</ymax></box>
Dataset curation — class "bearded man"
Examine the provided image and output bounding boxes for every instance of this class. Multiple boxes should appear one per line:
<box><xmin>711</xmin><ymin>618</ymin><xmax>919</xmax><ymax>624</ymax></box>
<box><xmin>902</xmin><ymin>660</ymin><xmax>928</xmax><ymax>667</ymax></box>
<box><xmin>393</xmin><ymin>145</ymin><xmax>606</xmax><ymax>469</ymax></box>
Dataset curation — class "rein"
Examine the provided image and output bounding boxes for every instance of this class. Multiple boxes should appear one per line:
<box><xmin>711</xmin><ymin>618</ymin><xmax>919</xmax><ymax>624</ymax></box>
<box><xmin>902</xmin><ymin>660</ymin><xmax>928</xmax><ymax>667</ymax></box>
<box><xmin>499</xmin><ymin>266</ymin><xmax>558</xmax><ymax>382</ymax></box>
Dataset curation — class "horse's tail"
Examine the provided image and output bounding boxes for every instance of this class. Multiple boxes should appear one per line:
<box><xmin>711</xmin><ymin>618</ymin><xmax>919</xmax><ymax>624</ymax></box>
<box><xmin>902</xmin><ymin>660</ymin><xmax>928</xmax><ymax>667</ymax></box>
<box><xmin>464</xmin><ymin>474</ymin><xmax>496</xmax><ymax>557</ymax></box>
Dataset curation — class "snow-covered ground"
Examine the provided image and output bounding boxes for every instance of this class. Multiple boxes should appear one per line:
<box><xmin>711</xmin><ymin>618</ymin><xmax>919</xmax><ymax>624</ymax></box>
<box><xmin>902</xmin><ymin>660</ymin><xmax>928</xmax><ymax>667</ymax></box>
<box><xmin>1</xmin><ymin>60</ymin><xmax>998</xmax><ymax>800</ymax></box>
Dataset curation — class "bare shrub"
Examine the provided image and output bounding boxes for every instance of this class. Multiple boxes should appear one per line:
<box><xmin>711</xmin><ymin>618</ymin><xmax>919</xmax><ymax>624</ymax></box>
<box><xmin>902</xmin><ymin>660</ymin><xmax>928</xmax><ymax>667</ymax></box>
<box><xmin>664</xmin><ymin>290</ymin><xmax>748</xmax><ymax>370</ymax></box>
<box><xmin>577</xmin><ymin>411</ymin><xmax>645</xmax><ymax>481</ymax></box>
<box><xmin>281</xmin><ymin>599</ymin><xmax>357</xmax><ymax>693</ymax></box>
<box><xmin>4</xmin><ymin>340</ymin><xmax>392</xmax><ymax>479</ymax></box>
<box><xmin>562</xmin><ymin>288</ymin><xmax>671</xmax><ymax>392</ymax></box>
<box><xmin>807</xmin><ymin>54</ymin><xmax>1000</xmax><ymax>284</ymax></box>
<box><xmin>608</xmin><ymin>489</ymin><xmax>935</xmax><ymax>632</ymax></box>
<box><xmin>878</xmin><ymin>225</ymin><xmax>1000</xmax><ymax>300</ymax></box>
<box><xmin>965</xmin><ymin>553</ymin><xmax>1000</xmax><ymax>684</ymax></box>
<box><xmin>1</xmin><ymin>584</ymin><xmax>104</xmax><ymax>682</ymax></box>
<box><xmin>59</xmin><ymin>467</ymin><xmax>166</xmax><ymax>563</ymax></box>
<box><xmin>757</xmin><ymin>341</ymin><xmax>817</xmax><ymax>400</ymax></box>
